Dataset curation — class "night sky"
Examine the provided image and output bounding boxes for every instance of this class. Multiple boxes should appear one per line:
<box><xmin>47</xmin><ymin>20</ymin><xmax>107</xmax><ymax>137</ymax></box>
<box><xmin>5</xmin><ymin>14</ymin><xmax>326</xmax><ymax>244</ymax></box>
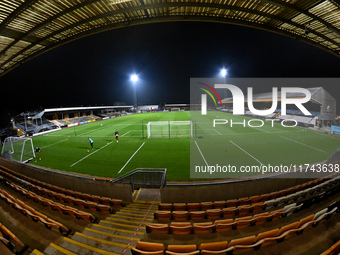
<box><xmin>1</xmin><ymin>21</ymin><xmax>340</xmax><ymax>127</ymax></box>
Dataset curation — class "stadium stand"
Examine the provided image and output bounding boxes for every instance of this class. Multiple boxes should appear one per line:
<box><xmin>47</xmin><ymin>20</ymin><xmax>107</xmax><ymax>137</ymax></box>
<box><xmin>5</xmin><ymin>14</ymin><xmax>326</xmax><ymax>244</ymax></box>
<box><xmin>0</xmin><ymin>222</ymin><xmax>29</xmax><ymax>255</ymax></box>
<box><xmin>321</xmin><ymin>240</ymin><xmax>340</xmax><ymax>255</ymax></box>
<box><xmin>0</xmin><ymin>157</ymin><xmax>338</xmax><ymax>254</ymax></box>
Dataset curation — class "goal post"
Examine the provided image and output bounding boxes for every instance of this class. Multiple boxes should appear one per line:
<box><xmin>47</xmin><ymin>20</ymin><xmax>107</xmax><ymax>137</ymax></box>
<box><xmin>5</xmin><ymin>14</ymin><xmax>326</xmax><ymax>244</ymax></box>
<box><xmin>146</xmin><ymin>121</ymin><xmax>193</xmax><ymax>138</ymax></box>
<box><xmin>171</xmin><ymin>108</ymin><xmax>181</xmax><ymax>112</ymax></box>
<box><xmin>1</xmin><ymin>137</ymin><xmax>36</xmax><ymax>162</ymax></box>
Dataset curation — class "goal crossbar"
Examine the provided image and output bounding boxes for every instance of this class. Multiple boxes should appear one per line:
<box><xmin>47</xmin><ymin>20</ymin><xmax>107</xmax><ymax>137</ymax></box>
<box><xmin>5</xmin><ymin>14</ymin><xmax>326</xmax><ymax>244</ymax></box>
<box><xmin>146</xmin><ymin>121</ymin><xmax>192</xmax><ymax>139</ymax></box>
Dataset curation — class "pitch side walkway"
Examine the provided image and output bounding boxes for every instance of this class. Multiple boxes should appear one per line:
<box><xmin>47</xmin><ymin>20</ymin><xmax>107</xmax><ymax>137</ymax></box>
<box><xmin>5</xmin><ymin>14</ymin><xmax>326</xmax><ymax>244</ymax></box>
<box><xmin>32</xmin><ymin>189</ymin><xmax>160</xmax><ymax>255</ymax></box>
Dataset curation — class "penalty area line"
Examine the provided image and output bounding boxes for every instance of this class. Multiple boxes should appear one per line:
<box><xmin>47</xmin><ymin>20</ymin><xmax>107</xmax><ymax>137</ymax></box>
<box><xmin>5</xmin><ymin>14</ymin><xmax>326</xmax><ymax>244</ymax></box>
<box><xmin>118</xmin><ymin>142</ymin><xmax>145</xmax><ymax>174</ymax></box>
<box><xmin>195</xmin><ymin>141</ymin><xmax>209</xmax><ymax>167</ymax></box>
<box><xmin>229</xmin><ymin>140</ymin><xmax>264</xmax><ymax>166</ymax></box>
<box><xmin>70</xmin><ymin>141</ymin><xmax>113</xmax><ymax>167</ymax></box>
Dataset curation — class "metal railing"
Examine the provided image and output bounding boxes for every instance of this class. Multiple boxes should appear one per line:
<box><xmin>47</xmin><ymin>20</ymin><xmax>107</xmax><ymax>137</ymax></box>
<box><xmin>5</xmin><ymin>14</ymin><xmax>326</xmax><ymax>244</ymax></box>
<box><xmin>110</xmin><ymin>168</ymin><xmax>167</xmax><ymax>190</ymax></box>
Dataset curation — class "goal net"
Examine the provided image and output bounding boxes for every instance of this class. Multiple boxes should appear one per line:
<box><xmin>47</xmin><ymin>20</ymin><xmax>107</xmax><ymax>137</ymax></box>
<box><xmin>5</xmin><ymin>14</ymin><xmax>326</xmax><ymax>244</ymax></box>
<box><xmin>146</xmin><ymin>121</ymin><xmax>193</xmax><ymax>138</ymax></box>
<box><xmin>171</xmin><ymin>108</ymin><xmax>181</xmax><ymax>111</ymax></box>
<box><xmin>1</xmin><ymin>137</ymin><xmax>36</xmax><ymax>162</ymax></box>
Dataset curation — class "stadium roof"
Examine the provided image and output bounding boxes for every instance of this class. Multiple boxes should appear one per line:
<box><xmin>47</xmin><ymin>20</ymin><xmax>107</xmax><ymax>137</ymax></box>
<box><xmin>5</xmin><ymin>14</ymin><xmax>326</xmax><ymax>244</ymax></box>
<box><xmin>0</xmin><ymin>0</ymin><xmax>340</xmax><ymax>78</ymax></box>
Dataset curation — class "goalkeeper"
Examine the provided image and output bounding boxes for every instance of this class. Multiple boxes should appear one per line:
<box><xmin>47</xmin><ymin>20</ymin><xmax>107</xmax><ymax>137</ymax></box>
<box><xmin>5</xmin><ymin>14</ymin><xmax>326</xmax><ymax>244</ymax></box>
<box><xmin>88</xmin><ymin>137</ymin><xmax>94</xmax><ymax>149</ymax></box>
<box><xmin>115</xmin><ymin>129</ymin><xmax>119</xmax><ymax>143</ymax></box>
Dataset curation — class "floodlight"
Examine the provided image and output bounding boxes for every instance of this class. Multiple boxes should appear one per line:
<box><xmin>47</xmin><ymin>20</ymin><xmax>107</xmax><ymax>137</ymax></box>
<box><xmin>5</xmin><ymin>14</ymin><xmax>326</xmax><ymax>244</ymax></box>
<box><xmin>221</xmin><ymin>68</ymin><xmax>228</xmax><ymax>78</ymax></box>
<box><xmin>130</xmin><ymin>74</ymin><xmax>138</xmax><ymax>83</ymax></box>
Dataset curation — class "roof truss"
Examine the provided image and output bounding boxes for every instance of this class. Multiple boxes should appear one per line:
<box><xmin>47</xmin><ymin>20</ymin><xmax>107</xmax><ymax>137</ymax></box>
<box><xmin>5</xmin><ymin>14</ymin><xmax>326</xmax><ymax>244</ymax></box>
<box><xmin>0</xmin><ymin>0</ymin><xmax>339</xmax><ymax>77</ymax></box>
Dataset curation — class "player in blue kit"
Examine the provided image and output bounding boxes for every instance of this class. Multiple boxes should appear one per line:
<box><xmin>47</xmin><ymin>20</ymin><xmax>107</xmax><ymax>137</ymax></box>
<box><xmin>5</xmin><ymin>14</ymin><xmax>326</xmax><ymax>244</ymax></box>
<box><xmin>88</xmin><ymin>137</ymin><xmax>94</xmax><ymax>149</ymax></box>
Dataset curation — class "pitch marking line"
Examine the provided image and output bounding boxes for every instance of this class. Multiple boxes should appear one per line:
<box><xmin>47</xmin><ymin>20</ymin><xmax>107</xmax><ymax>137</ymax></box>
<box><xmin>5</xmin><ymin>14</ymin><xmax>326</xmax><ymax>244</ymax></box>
<box><xmin>118</xmin><ymin>142</ymin><xmax>145</xmax><ymax>174</ymax></box>
<box><xmin>213</xmin><ymin>129</ymin><xmax>222</xmax><ymax>135</ymax></box>
<box><xmin>195</xmin><ymin>141</ymin><xmax>209</xmax><ymax>167</ymax></box>
<box><xmin>121</xmin><ymin>130</ymin><xmax>131</xmax><ymax>137</ymax></box>
<box><xmin>70</xmin><ymin>141</ymin><xmax>114</xmax><ymax>167</ymax></box>
<box><xmin>279</xmin><ymin>135</ymin><xmax>325</xmax><ymax>153</ymax></box>
<box><xmin>229</xmin><ymin>140</ymin><xmax>264</xmax><ymax>166</ymax></box>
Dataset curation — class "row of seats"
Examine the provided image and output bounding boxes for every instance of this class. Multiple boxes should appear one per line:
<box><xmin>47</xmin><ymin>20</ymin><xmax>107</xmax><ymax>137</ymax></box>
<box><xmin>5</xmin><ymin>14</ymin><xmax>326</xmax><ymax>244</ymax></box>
<box><xmin>151</xmin><ymin>186</ymin><xmax>340</xmax><ymax>234</ymax></box>
<box><xmin>17</xmin><ymin>181</ymin><xmax>113</xmax><ymax>214</ymax></box>
<box><xmin>134</xmin><ymin>205</ymin><xmax>338</xmax><ymax>254</ymax></box>
<box><xmin>0</xmin><ymin>222</ymin><xmax>29</xmax><ymax>255</ymax></box>
<box><xmin>321</xmin><ymin>240</ymin><xmax>340</xmax><ymax>255</ymax></box>
<box><xmin>0</xmin><ymin>189</ymin><xmax>70</xmax><ymax>236</ymax></box>
<box><xmin>154</xmin><ymin>176</ymin><xmax>340</xmax><ymax>221</ymax></box>
<box><xmin>5</xmin><ymin>181</ymin><xmax>97</xmax><ymax>223</ymax></box>
<box><xmin>153</xmin><ymin>206</ymin><xmax>336</xmax><ymax>235</ymax></box>
<box><xmin>0</xmin><ymin>165</ymin><xmax>124</xmax><ymax>207</ymax></box>
<box><xmin>158</xmin><ymin>174</ymin><xmax>338</xmax><ymax>212</ymax></box>
<box><xmin>154</xmin><ymin>203</ymin><xmax>266</xmax><ymax>221</ymax></box>
<box><xmin>149</xmin><ymin>203</ymin><xmax>306</xmax><ymax>234</ymax></box>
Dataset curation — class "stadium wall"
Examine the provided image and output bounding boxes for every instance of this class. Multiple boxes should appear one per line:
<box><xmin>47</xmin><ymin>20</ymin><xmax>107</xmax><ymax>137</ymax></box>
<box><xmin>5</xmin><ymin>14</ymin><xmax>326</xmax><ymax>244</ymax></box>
<box><xmin>161</xmin><ymin>172</ymin><xmax>324</xmax><ymax>203</ymax></box>
<box><xmin>0</xmin><ymin>157</ymin><xmax>133</xmax><ymax>202</ymax></box>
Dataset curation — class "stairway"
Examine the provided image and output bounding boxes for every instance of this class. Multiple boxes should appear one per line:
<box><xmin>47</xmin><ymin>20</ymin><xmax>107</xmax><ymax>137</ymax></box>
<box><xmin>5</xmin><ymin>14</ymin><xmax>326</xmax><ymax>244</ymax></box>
<box><xmin>35</xmin><ymin>193</ymin><xmax>160</xmax><ymax>255</ymax></box>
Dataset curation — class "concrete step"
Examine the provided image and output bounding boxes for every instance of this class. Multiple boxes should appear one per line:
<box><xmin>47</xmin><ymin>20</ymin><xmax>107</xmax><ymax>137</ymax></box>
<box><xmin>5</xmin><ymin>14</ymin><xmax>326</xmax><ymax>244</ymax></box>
<box><xmin>30</xmin><ymin>249</ymin><xmax>46</xmax><ymax>255</ymax></box>
<box><xmin>42</xmin><ymin>201</ymin><xmax>154</xmax><ymax>255</ymax></box>
<box><xmin>72</xmin><ymin>232</ymin><xmax>132</xmax><ymax>254</ymax></box>
<box><xmin>61</xmin><ymin>237</ymin><xmax>121</xmax><ymax>255</ymax></box>
<box><xmin>44</xmin><ymin>242</ymin><xmax>77</xmax><ymax>255</ymax></box>
<box><xmin>105</xmin><ymin>217</ymin><xmax>151</xmax><ymax>225</ymax></box>
<box><xmin>91</xmin><ymin>224</ymin><xmax>144</xmax><ymax>237</ymax></box>
<box><xmin>111</xmin><ymin>213</ymin><xmax>154</xmax><ymax>221</ymax></box>
<box><xmin>82</xmin><ymin>228</ymin><xmax>140</xmax><ymax>244</ymax></box>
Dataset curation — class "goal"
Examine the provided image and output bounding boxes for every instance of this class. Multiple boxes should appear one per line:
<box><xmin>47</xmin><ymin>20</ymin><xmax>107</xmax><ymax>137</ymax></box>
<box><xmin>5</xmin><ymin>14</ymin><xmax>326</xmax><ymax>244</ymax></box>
<box><xmin>1</xmin><ymin>137</ymin><xmax>36</xmax><ymax>162</ymax></box>
<box><xmin>171</xmin><ymin>108</ymin><xmax>181</xmax><ymax>112</ymax></box>
<box><xmin>146</xmin><ymin>121</ymin><xmax>193</xmax><ymax>138</ymax></box>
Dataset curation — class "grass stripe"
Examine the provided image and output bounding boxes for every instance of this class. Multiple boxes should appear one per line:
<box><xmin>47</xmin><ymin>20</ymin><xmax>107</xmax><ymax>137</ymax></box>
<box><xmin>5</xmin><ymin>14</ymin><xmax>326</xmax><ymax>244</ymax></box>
<box><xmin>63</xmin><ymin>237</ymin><xmax>120</xmax><ymax>255</ymax></box>
<box><xmin>50</xmin><ymin>243</ymin><xmax>77</xmax><ymax>255</ymax></box>
<box><xmin>85</xmin><ymin>228</ymin><xmax>140</xmax><ymax>241</ymax></box>
<box><xmin>93</xmin><ymin>224</ymin><xmax>144</xmax><ymax>235</ymax></box>
<box><xmin>75</xmin><ymin>232</ymin><xmax>133</xmax><ymax>248</ymax></box>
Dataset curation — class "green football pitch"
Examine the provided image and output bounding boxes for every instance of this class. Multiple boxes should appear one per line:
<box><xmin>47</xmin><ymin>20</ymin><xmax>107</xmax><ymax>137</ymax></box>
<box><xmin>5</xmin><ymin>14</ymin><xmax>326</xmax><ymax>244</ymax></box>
<box><xmin>26</xmin><ymin>111</ymin><xmax>340</xmax><ymax>181</ymax></box>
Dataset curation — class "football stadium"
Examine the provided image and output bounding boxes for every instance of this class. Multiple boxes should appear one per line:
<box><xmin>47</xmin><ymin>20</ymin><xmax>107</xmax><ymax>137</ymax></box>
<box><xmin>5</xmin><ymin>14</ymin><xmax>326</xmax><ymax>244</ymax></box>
<box><xmin>0</xmin><ymin>1</ymin><xmax>340</xmax><ymax>255</ymax></box>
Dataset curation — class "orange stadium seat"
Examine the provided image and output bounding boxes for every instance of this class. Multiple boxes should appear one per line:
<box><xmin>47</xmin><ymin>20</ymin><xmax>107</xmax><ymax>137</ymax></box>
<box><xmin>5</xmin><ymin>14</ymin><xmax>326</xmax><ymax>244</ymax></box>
<box><xmin>154</xmin><ymin>211</ymin><xmax>172</xmax><ymax>221</ymax></box>
<box><xmin>173</xmin><ymin>203</ymin><xmax>186</xmax><ymax>211</ymax></box>
<box><xmin>199</xmin><ymin>241</ymin><xmax>229</xmax><ymax>254</ymax></box>
<box><xmin>159</xmin><ymin>203</ymin><xmax>173</xmax><ymax>211</ymax></box>
<box><xmin>206</xmin><ymin>209</ymin><xmax>221</xmax><ymax>219</ymax></box>
<box><xmin>189</xmin><ymin>211</ymin><xmax>206</xmax><ymax>220</ymax></box>
<box><xmin>170</xmin><ymin>222</ymin><xmax>192</xmax><ymax>235</ymax></box>
<box><xmin>131</xmin><ymin>241</ymin><xmax>165</xmax><ymax>255</ymax></box>
<box><xmin>187</xmin><ymin>203</ymin><xmax>201</xmax><ymax>211</ymax></box>
<box><xmin>222</xmin><ymin>207</ymin><xmax>238</xmax><ymax>218</ymax></box>
<box><xmin>167</xmin><ymin>244</ymin><xmax>197</xmax><ymax>253</ymax></box>
<box><xmin>200</xmin><ymin>202</ymin><xmax>214</xmax><ymax>210</ymax></box>
<box><xmin>172</xmin><ymin>211</ymin><xmax>189</xmax><ymax>221</ymax></box>
<box><xmin>146</xmin><ymin>223</ymin><xmax>169</xmax><ymax>234</ymax></box>
<box><xmin>193</xmin><ymin>222</ymin><xmax>215</xmax><ymax>234</ymax></box>
<box><xmin>214</xmin><ymin>219</ymin><xmax>235</xmax><ymax>232</ymax></box>
<box><xmin>226</xmin><ymin>199</ymin><xmax>238</xmax><ymax>207</ymax></box>
<box><xmin>213</xmin><ymin>201</ymin><xmax>227</xmax><ymax>209</ymax></box>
